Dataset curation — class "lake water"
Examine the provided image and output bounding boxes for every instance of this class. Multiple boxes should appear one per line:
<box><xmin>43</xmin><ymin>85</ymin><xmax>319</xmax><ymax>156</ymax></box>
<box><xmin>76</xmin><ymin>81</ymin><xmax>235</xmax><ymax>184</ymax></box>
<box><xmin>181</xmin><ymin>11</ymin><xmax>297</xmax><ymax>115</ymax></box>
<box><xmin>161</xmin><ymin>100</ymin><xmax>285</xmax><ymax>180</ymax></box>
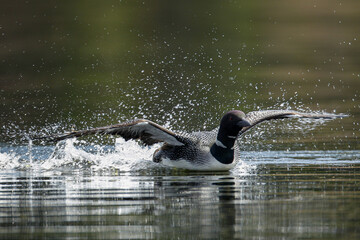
<box><xmin>1</xmin><ymin>0</ymin><xmax>360</xmax><ymax>239</ymax></box>
<box><xmin>0</xmin><ymin>140</ymin><xmax>359</xmax><ymax>239</ymax></box>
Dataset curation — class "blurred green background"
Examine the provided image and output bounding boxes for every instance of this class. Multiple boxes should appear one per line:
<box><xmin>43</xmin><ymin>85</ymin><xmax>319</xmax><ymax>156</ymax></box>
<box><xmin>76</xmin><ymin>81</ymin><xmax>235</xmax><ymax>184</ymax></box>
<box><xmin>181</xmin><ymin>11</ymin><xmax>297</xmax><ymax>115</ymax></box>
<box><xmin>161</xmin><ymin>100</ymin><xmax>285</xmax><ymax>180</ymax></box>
<box><xmin>1</xmin><ymin>0</ymin><xmax>359</xmax><ymax>147</ymax></box>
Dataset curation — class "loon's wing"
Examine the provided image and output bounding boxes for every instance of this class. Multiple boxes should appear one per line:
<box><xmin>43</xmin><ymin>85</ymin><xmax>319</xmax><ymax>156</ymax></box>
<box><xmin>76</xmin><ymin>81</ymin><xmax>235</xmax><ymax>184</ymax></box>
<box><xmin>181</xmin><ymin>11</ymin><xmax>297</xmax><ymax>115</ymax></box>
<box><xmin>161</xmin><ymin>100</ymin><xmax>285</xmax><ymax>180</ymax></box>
<box><xmin>239</xmin><ymin>110</ymin><xmax>346</xmax><ymax>136</ymax></box>
<box><xmin>36</xmin><ymin>119</ymin><xmax>185</xmax><ymax>146</ymax></box>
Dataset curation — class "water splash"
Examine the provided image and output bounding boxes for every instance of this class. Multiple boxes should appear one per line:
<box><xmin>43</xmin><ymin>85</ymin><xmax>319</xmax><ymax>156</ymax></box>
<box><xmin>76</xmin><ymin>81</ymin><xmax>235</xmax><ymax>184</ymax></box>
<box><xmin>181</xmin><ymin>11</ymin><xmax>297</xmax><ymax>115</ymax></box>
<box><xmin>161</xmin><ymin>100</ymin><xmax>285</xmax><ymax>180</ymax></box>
<box><xmin>40</xmin><ymin>138</ymin><xmax>164</xmax><ymax>172</ymax></box>
<box><xmin>0</xmin><ymin>137</ymin><xmax>255</xmax><ymax>174</ymax></box>
<box><xmin>27</xmin><ymin>137</ymin><xmax>33</xmax><ymax>165</ymax></box>
<box><xmin>0</xmin><ymin>152</ymin><xmax>21</xmax><ymax>170</ymax></box>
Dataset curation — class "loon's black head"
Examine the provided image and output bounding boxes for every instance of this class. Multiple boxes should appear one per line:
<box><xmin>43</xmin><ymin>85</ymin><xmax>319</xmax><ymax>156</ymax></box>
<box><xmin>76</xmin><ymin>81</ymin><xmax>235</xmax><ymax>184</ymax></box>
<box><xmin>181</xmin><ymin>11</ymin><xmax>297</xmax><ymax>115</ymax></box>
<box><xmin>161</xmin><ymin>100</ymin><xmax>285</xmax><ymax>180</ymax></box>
<box><xmin>219</xmin><ymin>110</ymin><xmax>251</xmax><ymax>138</ymax></box>
<box><xmin>211</xmin><ymin>110</ymin><xmax>251</xmax><ymax>164</ymax></box>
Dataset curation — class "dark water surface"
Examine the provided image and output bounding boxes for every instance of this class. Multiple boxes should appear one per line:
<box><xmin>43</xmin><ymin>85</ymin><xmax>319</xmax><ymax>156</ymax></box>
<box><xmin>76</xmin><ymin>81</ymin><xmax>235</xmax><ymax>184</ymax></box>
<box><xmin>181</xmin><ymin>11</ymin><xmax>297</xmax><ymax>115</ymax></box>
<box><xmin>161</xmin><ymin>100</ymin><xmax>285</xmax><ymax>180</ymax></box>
<box><xmin>0</xmin><ymin>156</ymin><xmax>359</xmax><ymax>240</ymax></box>
<box><xmin>1</xmin><ymin>0</ymin><xmax>360</xmax><ymax>239</ymax></box>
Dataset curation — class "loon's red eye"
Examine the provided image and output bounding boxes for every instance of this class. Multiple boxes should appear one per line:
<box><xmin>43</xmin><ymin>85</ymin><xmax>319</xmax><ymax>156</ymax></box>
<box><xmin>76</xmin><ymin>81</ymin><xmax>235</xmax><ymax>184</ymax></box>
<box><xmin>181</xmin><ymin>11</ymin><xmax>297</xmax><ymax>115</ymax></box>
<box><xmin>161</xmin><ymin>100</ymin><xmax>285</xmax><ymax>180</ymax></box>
<box><xmin>229</xmin><ymin>116</ymin><xmax>233</xmax><ymax>121</ymax></box>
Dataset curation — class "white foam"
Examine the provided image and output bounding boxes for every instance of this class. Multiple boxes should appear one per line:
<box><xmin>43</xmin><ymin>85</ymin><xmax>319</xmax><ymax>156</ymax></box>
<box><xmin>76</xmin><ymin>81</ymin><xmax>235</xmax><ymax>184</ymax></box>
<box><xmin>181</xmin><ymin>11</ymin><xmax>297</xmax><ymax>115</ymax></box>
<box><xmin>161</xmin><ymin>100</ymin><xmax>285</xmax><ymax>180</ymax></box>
<box><xmin>39</xmin><ymin>138</ymin><xmax>164</xmax><ymax>172</ymax></box>
<box><xmin>0</xmin><ymin>152</ymin><xmax>21</xmax><ymax>169</ymax></box>
<box><xmin>231</xmin><ymin>160</ymin><xmax>256</xmax><ymax>176</ymax></box>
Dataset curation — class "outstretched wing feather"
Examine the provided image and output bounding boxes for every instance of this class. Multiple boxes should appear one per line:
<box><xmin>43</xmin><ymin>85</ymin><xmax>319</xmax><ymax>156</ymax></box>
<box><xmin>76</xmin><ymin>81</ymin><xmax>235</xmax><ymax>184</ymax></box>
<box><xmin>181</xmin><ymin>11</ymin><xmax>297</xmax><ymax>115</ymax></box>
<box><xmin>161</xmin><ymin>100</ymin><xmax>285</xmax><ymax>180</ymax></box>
<box><xmin>40</xmin><ymin>119</ymin><xmax>184</xmax><ymax>146</ymax></box>
<box><xmin>239</xmin><ymin>110</ymin><xmax>346</xmax><ymax>136</ymax></box>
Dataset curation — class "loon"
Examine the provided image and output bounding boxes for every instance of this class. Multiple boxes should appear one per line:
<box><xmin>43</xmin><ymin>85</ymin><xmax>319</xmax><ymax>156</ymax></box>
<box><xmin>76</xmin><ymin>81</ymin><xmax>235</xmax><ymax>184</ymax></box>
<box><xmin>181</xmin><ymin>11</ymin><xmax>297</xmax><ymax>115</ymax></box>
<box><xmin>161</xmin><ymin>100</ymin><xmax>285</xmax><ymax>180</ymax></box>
<box><xmin>43</xmin><ymin>110</ymin><xmax>345</xmax><ymax>171</ymax></box>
